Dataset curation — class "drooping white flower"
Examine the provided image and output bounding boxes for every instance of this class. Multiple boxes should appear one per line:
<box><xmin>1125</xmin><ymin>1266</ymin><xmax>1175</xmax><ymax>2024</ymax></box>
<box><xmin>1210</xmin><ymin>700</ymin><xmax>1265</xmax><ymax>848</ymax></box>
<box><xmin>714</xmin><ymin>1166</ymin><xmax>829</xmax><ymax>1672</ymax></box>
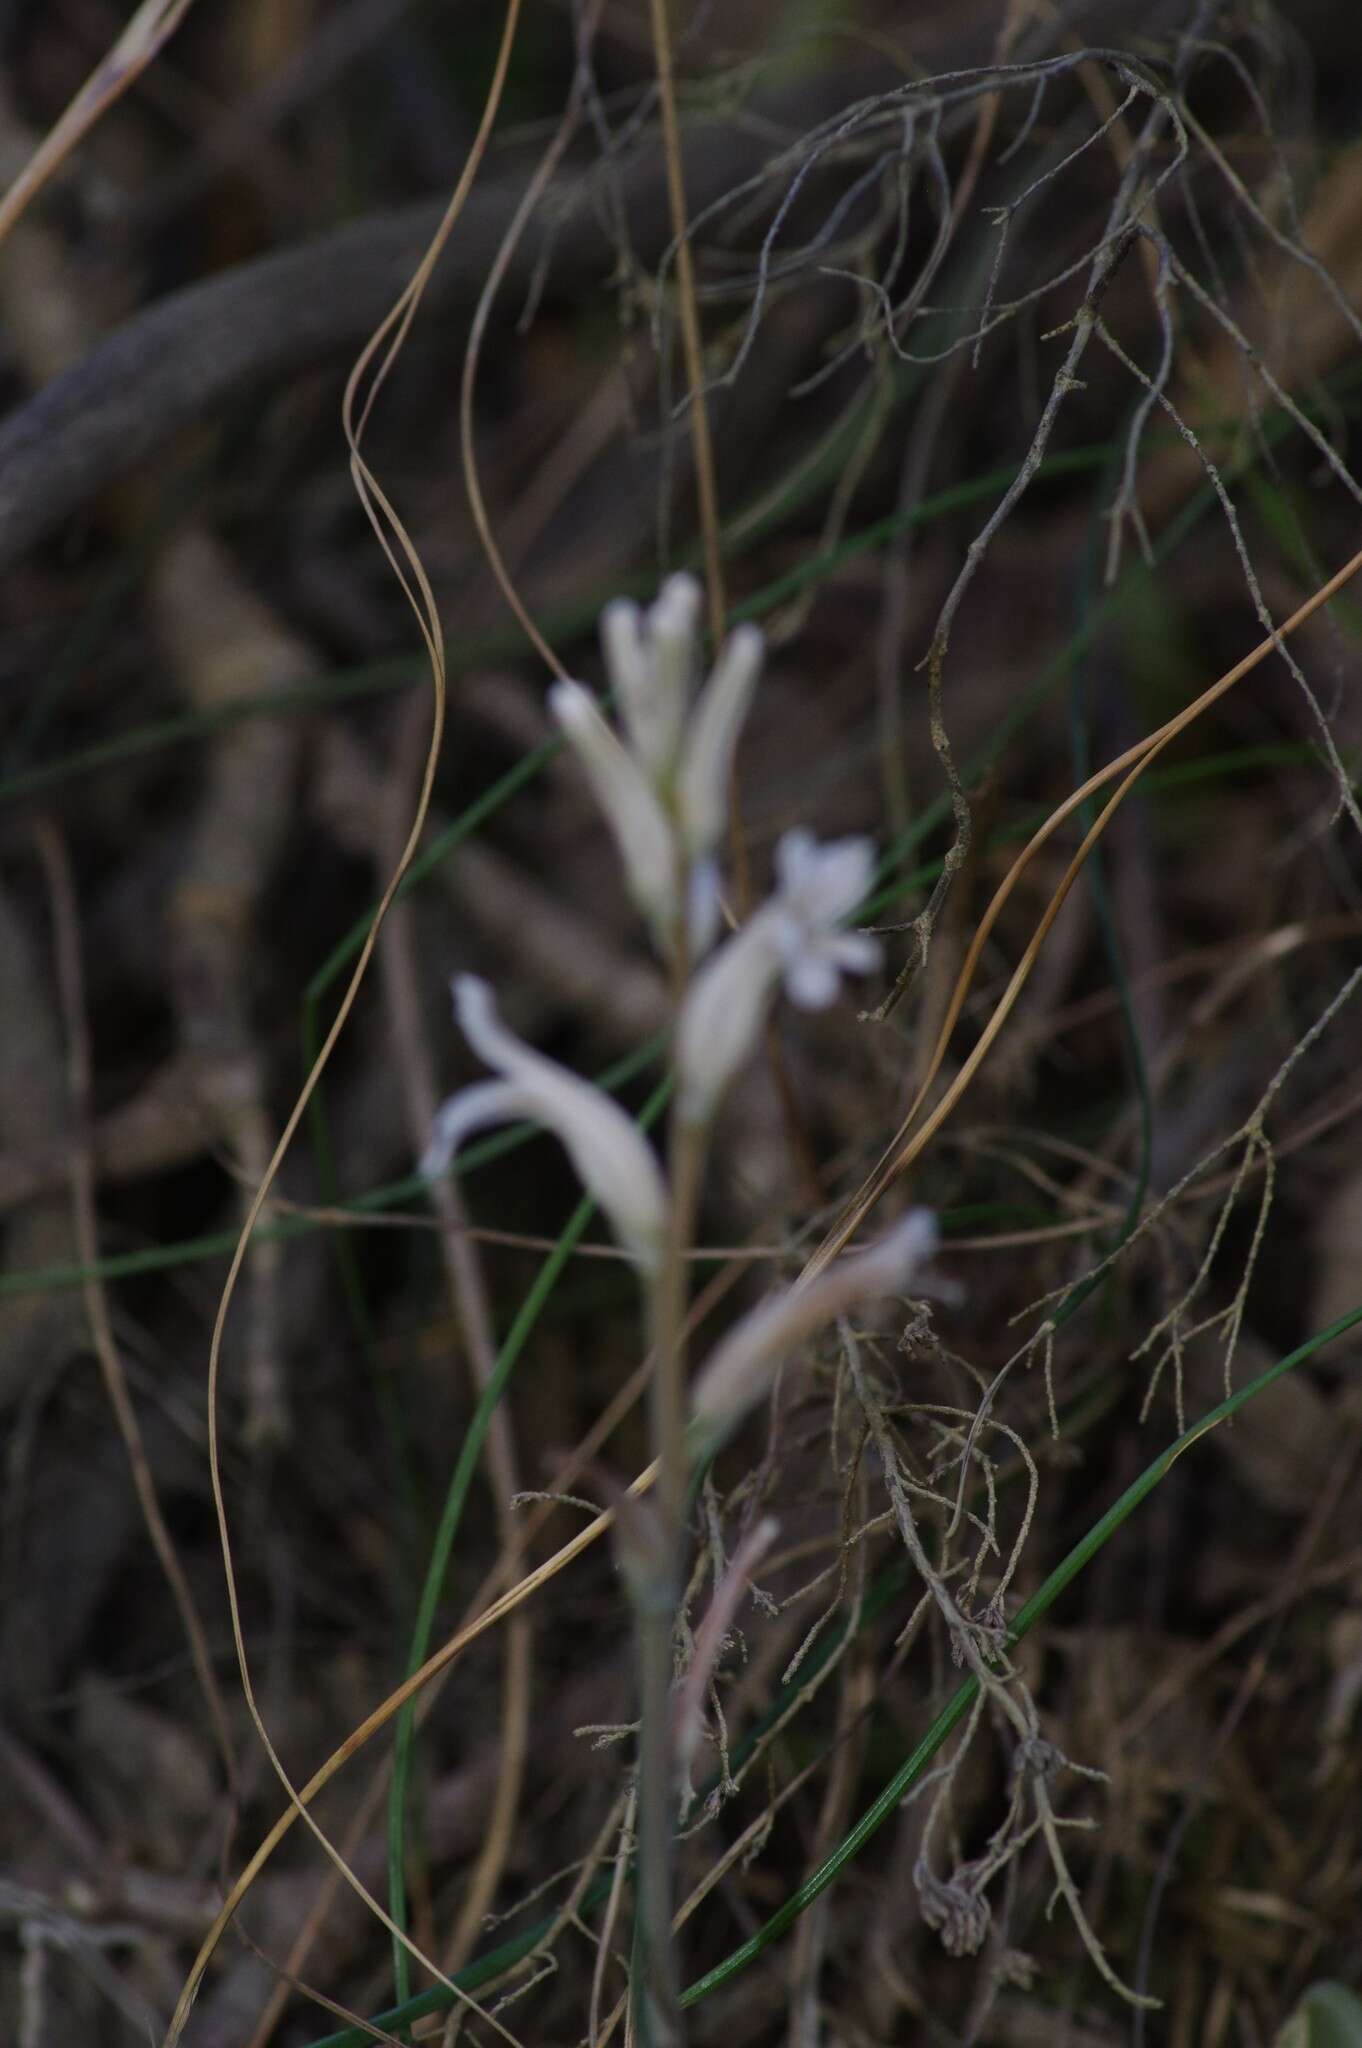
<box><xmin>689</xmin><ymin>1210</ymin><xmax>940</xmax><ymax>1449</ymax></box>
<box><xmin>421</xmin><ymin>976</ymin><xmax>669</xmax><ymax>1270</ymax></box>
<box><xmin>549</xmin><ymin>679</ymin><xmax>679</xmax><ymax>936</ymax></box>
<box><xmin>675</xmin><ymin>829</ymin><xmax>881</xmax><ymax>1122</ymax></box>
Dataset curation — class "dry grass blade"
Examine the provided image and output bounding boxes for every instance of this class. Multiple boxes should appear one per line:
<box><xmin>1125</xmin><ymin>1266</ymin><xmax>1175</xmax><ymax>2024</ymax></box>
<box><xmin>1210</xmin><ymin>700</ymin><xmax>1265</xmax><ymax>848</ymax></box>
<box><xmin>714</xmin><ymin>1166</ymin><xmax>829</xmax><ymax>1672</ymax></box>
<box><xmin>225</xmin><ymin>1251</ymin><xmax>749</xmax><ymax>2044</ymax></box>
<box><xmin>458</xmin><ymin>0</ymin><xmax>598</xmax><ymax>682</ymax></box>
<box><xmin>647</xmin><ymin>0</ymin><xmax>725</xmax><ymax>654</ymax></box>
<box><xmin>807</xmin><ymin>540</ymin><xmax>1362</xmax><ymax>1280</ymax></box>
<box><xmin>166</xmin><ymin>1461</ymin><xmax>658</xmax><ymax>2040</ymax></box>
<box><xmin>180</xmin><ymin>3</ymin><xmax>532</xmax><ymax>2041</ymax></box>
<box><xmin>0</xmin><ymin>0</ymin><xmax>199</xmax><ymax>247</ymax></box>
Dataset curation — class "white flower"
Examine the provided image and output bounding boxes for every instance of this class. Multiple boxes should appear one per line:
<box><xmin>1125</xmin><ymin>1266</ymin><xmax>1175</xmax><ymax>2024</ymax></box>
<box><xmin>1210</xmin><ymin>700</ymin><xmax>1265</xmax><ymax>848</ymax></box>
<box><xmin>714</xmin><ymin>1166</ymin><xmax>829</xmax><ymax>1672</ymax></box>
<box><xmin>676</xmin><ymin>829</ymin><xmax>881</xmax><ymax>1121</ymax></box>
<box><xmin>421</xmin><ymin>976</ymin><xmax>669</xmax><ymax>1270</ymax></box>
<box><xmin>768</xmin><ymin>830</ymin><xmax>881</xmax><ymax>1007</ymax></box>
<box><xmin>549</xmin><ymin>679</ymin><xmax>678</xmax><ymax>935</ymax></box>
<box><xmin>553</xmin><ymin>578</ymin><xmax>764</xmax><ymax>962</ymax></box>
<box><xmin>689</xmin><ymin>1210</ymin><xmax>940</xmax><ymax>1449</ymax></box>
<box><xmin>601</xmin><ymin>573</ymin><xmax>702</xmax><ymax>779</ymax></box>
<box><xmin>674</xmin><ymin>910</ymin><xmax>785</xmax><ymax>1124</ymax></box>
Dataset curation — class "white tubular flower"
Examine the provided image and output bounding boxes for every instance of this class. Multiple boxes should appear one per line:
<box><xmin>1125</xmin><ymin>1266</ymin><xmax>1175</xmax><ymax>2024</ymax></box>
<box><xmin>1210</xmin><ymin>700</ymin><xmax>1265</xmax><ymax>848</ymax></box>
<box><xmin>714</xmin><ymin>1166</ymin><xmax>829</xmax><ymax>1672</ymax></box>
<box><xmin>689</xmin><ymin>1210</ymin><xmax>940</xmax><ymax>1450</ymax></box>
<box><xmin>675</xmin><ymin>828</ymin><xmax>881</xmax><ymax>1122</ymax></box>
<box><xmin>556</xmin><ymin>578</ymin><xmax>766</xmax><ymax>965</ymax></box>
<box><xmin>677</xmin><ymin>622</ymin><xmax>764</xmax><ymax>855</ymax></box>
<box><xmin>549</xmin><ymin>679</ymin><xmax>679</xmax><ymax>935</ymax></box>
<box><xmin>675</xmin><ymin>907</ymin><xmax>786</xmax><ymax>1124</ymax></box>
<box><xmin>421</xmin><ymin>976</ymin><xmax>669</xmax><ymax>1271</ymax></box>
<box><xmin>601</xmin><ymin>573</ymin><xmax>703</xmax><ymax>778</ymax></box>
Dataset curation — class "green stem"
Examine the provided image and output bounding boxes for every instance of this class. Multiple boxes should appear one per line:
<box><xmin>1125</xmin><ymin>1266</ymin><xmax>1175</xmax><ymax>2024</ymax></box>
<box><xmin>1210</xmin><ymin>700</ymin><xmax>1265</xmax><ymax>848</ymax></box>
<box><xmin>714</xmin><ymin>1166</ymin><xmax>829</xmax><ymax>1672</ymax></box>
<box><xmin>634</xmin><ymin>1117</ymin><xmax>706</xmax><ymax>2046</ymax></box>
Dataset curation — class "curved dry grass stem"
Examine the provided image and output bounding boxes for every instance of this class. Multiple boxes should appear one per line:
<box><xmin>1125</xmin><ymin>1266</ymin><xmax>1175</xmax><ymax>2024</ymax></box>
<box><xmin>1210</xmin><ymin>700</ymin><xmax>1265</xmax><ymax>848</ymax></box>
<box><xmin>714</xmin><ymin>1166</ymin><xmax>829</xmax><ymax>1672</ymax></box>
<box><xmin>443</xmin><ymin>1612</ymin><xmax>533</xmax><ymax>1971</ymax></box>
<box><xmin>458</xmin><ymin>0</ymin><xmax>609</xmax><ymax>682</ymax></box>
<box><xmin>378</xmin><ymin>700</ymin><xmax>532</xmax><ymax>1977</ymax></box>
<box><xmin>168</xmin><ymin>1459</ymin><xmax>659</xmax><ymax>2039</ymax></box>
<box><xmin>173</xmin><ymin>6</ymin><xmax>530</xmax><ymax>2043</ymax></box>
<box><xmin>0</xmin><ymin>0</ymin><xmax>198</xmax><ymax>248</ymax></box>
<box><xmin>647</xmin><ymin>0</ymin><xmax>724</xmax><ymax>653</ymax></box>
<box><xmin>645</xmin><ymin>0</ymin><xmax>757</xmax><ymax>941</ymax></box>
<box><xmin>807</xmin><ymin>539</ymin><xmax>1362</xmax><ymax>1282</ymax></box>
<box><xmin>178</xmin><ymin>1250</ymin><xmax>749</xmax><ymax>2036</ymax></box>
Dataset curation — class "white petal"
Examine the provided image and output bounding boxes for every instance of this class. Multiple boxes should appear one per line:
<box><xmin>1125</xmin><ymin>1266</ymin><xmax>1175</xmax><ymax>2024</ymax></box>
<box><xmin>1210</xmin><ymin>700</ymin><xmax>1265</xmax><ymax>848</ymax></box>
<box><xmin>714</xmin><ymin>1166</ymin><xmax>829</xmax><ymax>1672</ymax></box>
<box><xmin>453</xmin><ymin>974</ymin><xmax>534</xmax><ymax>1076</ymax></box>
<box><xmin>686</xmin><ymin>855</ymin><xmax>723</xmax><ymax>960</ymax></box>
<box><xmin>647</xmin><ymin>574</ymin><xmax>703</xmax><ymax>763</ymax></box>
<box><xmin>600</xmin><ymin>600</ymin><xmax>661</xmax><ymax>773</ymax></box>
<box><xmin>433</xmin><ymin>977</ymin><xmax>670</xmax><ymax>1268</ymax></box>
<box><xmin>550</xmin><ymin>680</ymin><xmax>679</xmax><ymax>930</ymax></box>
<box><xmin>675</xmin><ymin>909</ymin><xmax>784</xmax><ymax>1123</ymax></box>
<box><xmin>772</xmin><ymin>827</ymin><xmax>816</xmax><ymax>895</ymax></box>
<box><xmin>775</xmin><ymin>830</ymin><xmax>875</xmax><ymax>926</ymax></box>
<box><xmin>678</xmin><ymin>622</ymin><xmax>763</xmax><ymax>853</ymax></box>
<box><xmin>830</xmin><ymin>930</ymin><xmax>882</xmax><ymax>975</ymax></box>
<box><xmin>553</xmin><ymin>1088</ymin><xmax>670</xmax><ymax>1271</ymax></box>
<box><xmin>782</xmin><ymin>949</ymin><xmax>840</xmax><ymax>1010</ymax></box>
<box><xmin>420</xmin><ymin>1079</ymin><xmax>522</xmax><ymax>1180</ymax></box>
<box><xmin>689</xmin><ymin>1210</ymin><xmax>940</xmax><ymax>1445</ymax></box>
<box><xmin>600</xmin><ymin>576</ymin><xmax>702</xmax><ymax>777</ymax></box>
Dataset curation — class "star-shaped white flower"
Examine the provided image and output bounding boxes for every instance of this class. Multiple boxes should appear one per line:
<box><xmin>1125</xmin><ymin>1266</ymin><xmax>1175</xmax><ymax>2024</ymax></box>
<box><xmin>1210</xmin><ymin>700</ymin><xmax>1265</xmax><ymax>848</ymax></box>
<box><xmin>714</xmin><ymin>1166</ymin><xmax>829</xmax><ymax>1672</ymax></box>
<box><xmin>676</xmin><ymin>830</ymin><xmax>881</xmax><ymax>1122</ymax></box>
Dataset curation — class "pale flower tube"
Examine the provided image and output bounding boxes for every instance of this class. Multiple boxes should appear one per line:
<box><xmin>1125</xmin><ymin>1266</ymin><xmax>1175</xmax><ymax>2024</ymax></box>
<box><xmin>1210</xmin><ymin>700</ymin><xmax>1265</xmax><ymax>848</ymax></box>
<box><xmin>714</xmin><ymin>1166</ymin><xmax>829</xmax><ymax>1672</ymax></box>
<box><xmin>674</xmin><ymin>907</ymin><xmax>786</xmax><ymax>1124</ymax></box>
<box><xmin>688</xmin><ymin>1210</ymin><xmax>940</xmax><ymax>1450</ymax></box>
<box><xmin>421</xmin><ymin>976</ymin><xmax>669</xmax><ymax>1271</ymax></box>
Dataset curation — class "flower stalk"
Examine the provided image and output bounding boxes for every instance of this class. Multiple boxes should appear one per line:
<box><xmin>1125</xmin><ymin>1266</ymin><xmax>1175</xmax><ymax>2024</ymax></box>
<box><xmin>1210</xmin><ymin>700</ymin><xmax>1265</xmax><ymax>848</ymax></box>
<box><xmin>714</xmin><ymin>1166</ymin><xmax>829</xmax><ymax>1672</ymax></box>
<box><xmin>419</xmin><ymin>578</ymin><xmax>891</xmax><ymax>2048</ymax></box>
<box><xmin>631</xmin><ymin>1087</ymin><xmax>706</xmax><ymax>2048</ymax></box>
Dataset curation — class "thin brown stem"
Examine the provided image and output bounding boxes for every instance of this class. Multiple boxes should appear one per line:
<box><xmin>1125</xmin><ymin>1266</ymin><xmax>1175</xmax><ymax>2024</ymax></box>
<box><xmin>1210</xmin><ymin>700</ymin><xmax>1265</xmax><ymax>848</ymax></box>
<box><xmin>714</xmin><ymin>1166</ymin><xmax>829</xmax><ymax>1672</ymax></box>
<box><xmin>646</xmin><ymin>0</ymin><xmax>723</xmax><ymax>650</ymax></box>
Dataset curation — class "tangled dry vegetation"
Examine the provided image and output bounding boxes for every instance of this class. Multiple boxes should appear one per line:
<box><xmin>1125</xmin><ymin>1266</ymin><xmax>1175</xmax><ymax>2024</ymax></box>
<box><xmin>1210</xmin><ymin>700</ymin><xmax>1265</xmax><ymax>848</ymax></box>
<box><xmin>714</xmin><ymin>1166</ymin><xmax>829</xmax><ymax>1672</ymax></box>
<box><xmin>3</xmin><ymin>1</ymin><xmax>1362</xmax><ymax>2043</ymax></box>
